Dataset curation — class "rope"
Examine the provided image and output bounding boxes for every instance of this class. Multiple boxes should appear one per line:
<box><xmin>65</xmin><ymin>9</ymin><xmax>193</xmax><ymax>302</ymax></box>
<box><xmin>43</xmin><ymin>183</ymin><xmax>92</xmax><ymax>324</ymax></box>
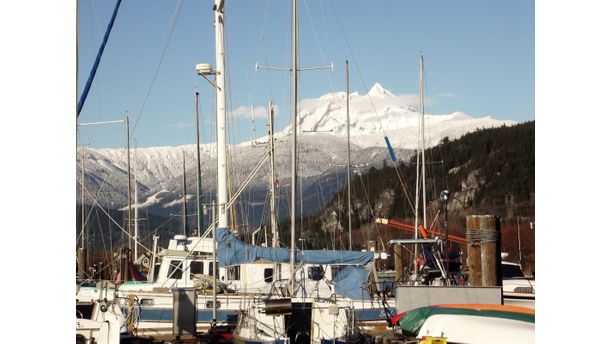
<box><xmin>130</xmin><ymin>0</ymin><xmax>184</xmax><ymax>136</ymax></box>
<box><xmin>466</xmin><ymin>229</ymin><xmax>499</xmax><ymax>244</ymax></box>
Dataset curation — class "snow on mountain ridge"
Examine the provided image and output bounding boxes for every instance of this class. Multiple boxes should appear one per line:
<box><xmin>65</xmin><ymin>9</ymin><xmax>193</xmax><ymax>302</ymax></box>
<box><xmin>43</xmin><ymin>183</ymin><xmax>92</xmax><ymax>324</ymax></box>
<box><xmin>274</xmin><ymin>83</ymin><xmax>515</xmax><ymax>148</ymax></box>
<box><xmin>79</xmin><ymin>83</ymin><xmax>516</xmax><ymax>216</ymax></box>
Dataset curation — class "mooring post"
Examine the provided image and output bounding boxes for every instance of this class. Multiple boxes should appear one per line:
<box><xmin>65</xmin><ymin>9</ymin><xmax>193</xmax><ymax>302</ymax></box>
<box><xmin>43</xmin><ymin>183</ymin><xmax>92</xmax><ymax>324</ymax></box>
<box><xmin>77</xmin><ymin>248</ymin><xmax>87</xmax><ymax>279</ymax></box>
<box><xmin>466</xmin><ymin>215</ymin><xmax>483</xmax><ymax>286</ymax></box>
<box><xmin>467</xmin><ymin>215</ymin><xmax>500</xmax><ymax>286</ymax></box>
<box><xmin>480</xmin><ymin>216</ymin><xmax>501</xmax><ymax>286</ymax></box>
<box><xmin>393</xmin><ymin>243</ymin><xmax>403</xmax><ymax>283</ymax></box>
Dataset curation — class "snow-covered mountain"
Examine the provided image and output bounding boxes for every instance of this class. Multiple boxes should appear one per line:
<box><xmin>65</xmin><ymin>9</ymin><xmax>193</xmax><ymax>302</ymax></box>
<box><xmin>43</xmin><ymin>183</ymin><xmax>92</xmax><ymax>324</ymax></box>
<box><xmin>277</xmin><ymin>83</ymin><xmax>515</xmax><ymax>149</ymax></box>
<box><xmin>77</xmin><ymin>83</ymin><xmax>515</xmax><ymax>221</ymax></box>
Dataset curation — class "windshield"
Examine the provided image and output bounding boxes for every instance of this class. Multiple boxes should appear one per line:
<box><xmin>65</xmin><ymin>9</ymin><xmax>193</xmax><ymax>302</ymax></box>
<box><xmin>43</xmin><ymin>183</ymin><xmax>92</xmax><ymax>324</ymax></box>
<box><xmin>502</xmin><ymin>264</ymin><xmax>524</xmax><ymax>278</ymax></box>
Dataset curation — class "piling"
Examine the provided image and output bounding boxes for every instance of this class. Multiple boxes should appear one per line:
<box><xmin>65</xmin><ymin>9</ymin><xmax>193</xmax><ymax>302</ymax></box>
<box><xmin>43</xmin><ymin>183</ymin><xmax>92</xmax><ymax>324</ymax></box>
<box><xmin>120</xmin><ymin>247</ymin><xmax>130</xmax><ymax>281</ymax></box>
<box><xmin>393</xmin><ymin>244</ymin><xmax>403</xmax><ymax>282</ymax></box>
<box><xmin>466</xmin><ymin>215</ymin><xmax>501</xmax><ymax>286</ymax></box>
<box><xmin>77</xmin><ymin>248</ymin><xmax>87</xmax><ymax>279</ymax></box>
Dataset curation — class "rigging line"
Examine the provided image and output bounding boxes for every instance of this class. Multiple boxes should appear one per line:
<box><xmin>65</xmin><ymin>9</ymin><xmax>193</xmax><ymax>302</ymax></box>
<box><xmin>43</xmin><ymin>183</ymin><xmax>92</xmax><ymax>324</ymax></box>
<box><xmin>304</xmin><ymin>0</ymin><xmax>334</xmax><ymax>91</ymax></box>
<box><xmin>82</xmin><ymin>184</ymin><xmax>152</xmax><ymax>255</ymax></box>
<box><xmin>95</xmin><ymin>208</ymin><xmax>110</xmax><ymax>271</ymax></box>
<box><xmin>356</xmin><ymin>171</ymin><xmax>386</xmax><ymax>251</ymax></box>
<box><xmin>327</xmin><ymin>0</ymin><xmax>413</xmax><ymax>209</ymax></box>
<box><xmin>77</xmin><ymin>0</ymin><xmax>122</xmax><ymax>117</ymax></box>
<box><xmin>393</xmin><ymin>164</ymin><xmax>416</xmax><ymax>216</ymax></box>
<box><xmin>254</xmin><ymin>0</ymin><xmax>273</xmax><ymax>102</ymax></box>
<box><xmin>130</xmin><ymin>0</ymin><xmax>184</xmax><ymax>136</ymax></box>
<box><xmin>327</xmin><ymin>0</ymin><xmax>387</xmax><ymax>138</ymax></box>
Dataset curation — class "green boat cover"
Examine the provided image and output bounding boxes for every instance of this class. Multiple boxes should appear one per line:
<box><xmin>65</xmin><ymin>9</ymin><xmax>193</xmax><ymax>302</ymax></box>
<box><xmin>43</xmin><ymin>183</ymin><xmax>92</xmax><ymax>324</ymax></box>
<box><xmin>398</xmin><ymin>306</ymin><xmax>535</xmax><ymax>336</ymax></box>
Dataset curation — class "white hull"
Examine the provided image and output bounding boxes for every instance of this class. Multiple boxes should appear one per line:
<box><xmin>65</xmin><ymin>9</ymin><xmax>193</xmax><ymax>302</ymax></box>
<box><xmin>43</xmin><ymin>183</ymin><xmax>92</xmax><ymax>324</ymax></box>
<box><xmin>417</xmin><ymin>314</ymin><xmax>534</xmax><ymax>344</ymax></box>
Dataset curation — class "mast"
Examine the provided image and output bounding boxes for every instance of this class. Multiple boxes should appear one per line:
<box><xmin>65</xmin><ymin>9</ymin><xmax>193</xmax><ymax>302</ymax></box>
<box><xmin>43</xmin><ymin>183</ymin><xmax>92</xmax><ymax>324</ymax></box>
<box><xmin>134</xmin><ymin>157</ymin><xmax>139</xmax><ymax>261</ymax></box>
<box><xmin>182</xmin><ymin>151</ymin><xmax>188</xmax><ymax>236</ymax></box>
<box><xmin>290</xmin><ymin>0</ymin><xmax>298</xmax><ymax>291</ymax></box>
<box><xmin>79</xmin><ymin>148</ymin><xmax>87</xmax><ymax>279</ymax></box>
<box><xmin>346</xmin><ymin>59</ymin><xmax>352</xmax><ymax>250</ymax></box>
<box><xmin>420</xmin><ymin>55</ymin><xmax>427</xmax><ymax>231</ymax></box>
<box><xmin>214</xmin><ymin>0</ymin><xmax>229</xmax><ymax>231</ymax></box>
<box><xmin>195</xmin><ymin>91</ymin><xmax>203</xmax><ymax>236</ymax></box>
<box><xmin>269</xmin><ymin>100</ymin><xmax>280</xmax><ymax>280</ymax></box>
<box><xmin>126</xmin><ymin>117</ymin><xmax>132</xmax><ymax>257</ymax></box>
<box><xmin>81</xmin><ymin>149</ymin><xmax>86</xmax><ymax>251</ymax></box>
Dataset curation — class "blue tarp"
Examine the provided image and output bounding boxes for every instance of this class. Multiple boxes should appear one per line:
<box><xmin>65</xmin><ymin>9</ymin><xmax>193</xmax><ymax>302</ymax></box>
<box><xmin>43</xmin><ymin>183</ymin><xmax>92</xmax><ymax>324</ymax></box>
<box><xmin>215</xmin><ymin>228</ymin><xmax>373</xmax><ymax>267</ymax></box>
<box><xmin>332</xmin><ymin>266</ymin><xmax>371</xmax><ymax>300</ymax></box>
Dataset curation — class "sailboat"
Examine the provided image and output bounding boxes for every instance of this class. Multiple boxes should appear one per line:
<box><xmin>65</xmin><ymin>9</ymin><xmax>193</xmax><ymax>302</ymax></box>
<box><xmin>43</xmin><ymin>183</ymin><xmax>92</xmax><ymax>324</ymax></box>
<box><xmin>230</xmin><ymin>1</ymin><xmax>394</xmax><ymax>343</ymax></box>
<box><xmin>77</xmin><ymin>0</ymin><xmax>395</xmax><ymax>341</ymax></box>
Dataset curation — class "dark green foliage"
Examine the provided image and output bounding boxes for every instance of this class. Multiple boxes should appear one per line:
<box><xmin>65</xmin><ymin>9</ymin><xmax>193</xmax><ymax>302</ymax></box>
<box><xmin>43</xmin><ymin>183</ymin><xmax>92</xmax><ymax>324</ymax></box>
<box><xmin>281</xmin><ymin>122</ymin><xmax>535</xmax><ymax>249</ymax></box>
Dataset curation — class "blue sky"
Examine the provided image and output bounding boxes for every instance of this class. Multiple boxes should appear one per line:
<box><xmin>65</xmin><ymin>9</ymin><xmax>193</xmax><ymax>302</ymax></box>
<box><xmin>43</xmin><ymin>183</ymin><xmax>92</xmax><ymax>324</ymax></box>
<box><xmin>77</xmin><ymin>0</ymin><xmax>534</xmax><ymax>148</ymax></box>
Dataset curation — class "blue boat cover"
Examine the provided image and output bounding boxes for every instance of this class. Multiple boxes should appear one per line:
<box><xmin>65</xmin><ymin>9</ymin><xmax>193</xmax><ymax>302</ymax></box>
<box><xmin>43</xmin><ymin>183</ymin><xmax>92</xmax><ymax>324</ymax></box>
<box><xmin>215</xmin><ymin>228</ymin><xmax>373</xmax><ymax>267</ymax></box>
<box><xmin>332</xmin><ymin>266</ymin><xmax>371</xmax><ymax>300</ymax></box>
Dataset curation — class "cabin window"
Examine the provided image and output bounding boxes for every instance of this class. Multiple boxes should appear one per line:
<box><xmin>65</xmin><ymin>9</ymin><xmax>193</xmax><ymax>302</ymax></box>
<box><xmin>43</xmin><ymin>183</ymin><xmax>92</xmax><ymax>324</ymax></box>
<box><xmin>76</xmin><ymin>304</ymin><xmax>94</xmax><ymax>319</ymax></box>
<box><xmin>167</xmin><ymin>260</ymin><xmax>183</xmax><ymax>279</ymax></box>
<box><xmin>308</xmin><ymin>266</ymin><xmax>324</xmax><ymax>281</ymax></box>
<box><xmin>208</xmin><ymin>262</ymin><xmax>218</xmax><ymax>277</ymax></box>
<box><xmin>264</xmin><ymin>268</ymin><xmax>274</xmax><ymax>283</ymax></box>
<box><xmin>228</xmin><ymin>266</ymin><xmax>240</xmax><ymax>281</ymax></box>
<box><xmin>190</xmin><ymin>261</ymin><xmax>204</xmax><ymax>278</ymax></box>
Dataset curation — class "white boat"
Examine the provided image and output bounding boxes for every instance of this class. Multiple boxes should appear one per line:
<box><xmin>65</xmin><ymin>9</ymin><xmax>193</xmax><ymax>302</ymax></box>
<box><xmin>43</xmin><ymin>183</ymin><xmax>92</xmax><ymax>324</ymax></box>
<box><xmin>76</xmin><ymin>282</ymin><xmax>129</xmax><ymax>344</ymax></box>
<box><xmin>417</xmin><ymin>314</ymin><xmax>535</xmax><ymax>344</ymax></box>
<box><xmin>502</xmin><ymin>261</ymin><xmax>535</xmax><ymax>309</ymax></box>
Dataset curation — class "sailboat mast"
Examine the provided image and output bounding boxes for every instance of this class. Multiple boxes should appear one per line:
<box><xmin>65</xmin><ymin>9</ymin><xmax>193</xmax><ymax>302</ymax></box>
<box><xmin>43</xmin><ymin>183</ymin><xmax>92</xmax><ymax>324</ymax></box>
<box><xmin>134</xmin><ymin>151</ymin><xmax>139</xmax><ymax>260</ymax></box>
<box><xmin>214</xmin><ymin>0</ymin><xmax>229</xmax><ymax>231</ymax></box>
<box><xmin>290</xmin><ymin>0</ymin><xmax>298</xmax><ymax>290</ymax></box>
<box><xmin>195</xmin><ymin>91</ymin><xmax>203</xmax><ymax>236</ymax></box>
<box><xmin>420</xmin><ymin>55</ymin><xmax>427</xmax><ymax>231</ymax></box>
<box><xmin>269</xmin><ymin>100</ymin><xmax>278</xmax><ymax>248</ymax></box>
<box><xmin>126</xmin><ymin>117</ymin><xmax>132</xmax><ymax>256</ymax></box>
<box><xmin>269</xmin><ymin>100</ymin><xmax>280</xmax><ymax>281</ymax></box>
<box><xmin>413</xmin><ymin>132</ymin><xmax>420</xmax><ymax>272</ymax></box>
<box><xmin>346</xmin><ymin>59</ymin><xmax>352</xmax><ymax>250</ymax></box>
<box><xmin>182</xmin><ymin>151</ymin><xmax>188</xmax><ymax>236</ymax></box>
<box><xmin>81</xmin><ymin>149</ymin><xmax>86</xmax><ymax>250</ymax></box>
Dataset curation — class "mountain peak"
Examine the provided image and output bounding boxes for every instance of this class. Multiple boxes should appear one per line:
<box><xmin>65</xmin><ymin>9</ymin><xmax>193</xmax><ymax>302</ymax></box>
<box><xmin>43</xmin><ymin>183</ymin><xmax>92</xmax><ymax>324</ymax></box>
<box><xmin>367</xmin><ymin>83</ymin><xmax>393</xmax><ymax>97</ymax></box>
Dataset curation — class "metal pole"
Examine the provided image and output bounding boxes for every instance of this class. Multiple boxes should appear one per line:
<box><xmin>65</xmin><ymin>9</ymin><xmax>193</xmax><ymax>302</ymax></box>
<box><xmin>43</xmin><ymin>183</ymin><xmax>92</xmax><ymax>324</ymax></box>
<box><xmin>289</xmin><ymin>0</ymin><xmax>298</xmax><ymax>293</ymax></box>
<box><xmin>134</xmin><ymin>167</ymin><xmax>139</xmax><ymax>261</ymax></box>
<box><xmin>81</xmin><ymin>149</ymin><xmax>86</xmax><ymax>251</ymax></box>
<box><xmin>269</xmin><ymin>100</ymin><xmax>281</xmax><ymax>282</ymax></box>
<box><xmin>346</xmin><ymin>59</ymin><xmax>352</xmax><ymax>250</ymax></box>
<box><xmin>195</xmin><ymin>92</ymin><xmax>203</xmax><ymax>237</ymax></box>
<box><xmin>212</xmin><ymin>200</ymin><xmax>217</xmax><ymax>328</ymax></box>
<box><xmin>182</xmin><ymin>151</ymin><xmax>188</xmax><ymax>236</ymax></box>
<box><xmin>214</xmin><ymin>0</ymin><xmax>229</xmax><ymax>230</ymax></box>
<box><xmin>148</xmin><ymin>235</ymin><xmax>159</xmax><ymax>282</ymax></box>
<box><xmin>443</xmin><ymin>190</ymin><xmax>449</xmax><ymax>283</ymax></box>
<box><xmin>517</xmin><ymin>217</ymin><xmax>522</xmax><ymax>267</ymax></box>
<box><xmin>420</xmin><ymin>55</ymin><xmax>427</xmax><ymax>232</ymax></box>
<box><xmin>126</xmin><ymin>117</ymin><xmax>132</xmax><ymax>256</ymax></box>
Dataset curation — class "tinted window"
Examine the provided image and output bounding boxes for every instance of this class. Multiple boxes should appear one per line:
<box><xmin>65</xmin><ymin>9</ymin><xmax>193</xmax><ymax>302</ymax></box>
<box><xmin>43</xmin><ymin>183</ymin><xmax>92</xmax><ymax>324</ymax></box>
<box><xmin>229</xmin><ymin>266</ymin><xmax>240</xmax><ymax>281</ymax></box>
<box><xmin>502</xmin><ymin>264</ymin><xmax>524</xmax><ymax>278</ymax></box>
<box><xmin>264</xmin><ymin>268</ymin><xmax>274</xmax><ymax>283</ymax></box>
<box><xmin>167</xmin><ymin>260</ymin><xmax>183</xmax><ymax>279</ymax></box>
<box><xmin>190</xmin><ymin>261</ymin><xmax>204</xmax><ymax>276</ymax></box>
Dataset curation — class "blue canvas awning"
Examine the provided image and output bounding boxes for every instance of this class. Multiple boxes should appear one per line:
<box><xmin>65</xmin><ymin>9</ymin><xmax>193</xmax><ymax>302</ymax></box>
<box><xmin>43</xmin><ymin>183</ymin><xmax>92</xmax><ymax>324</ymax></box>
<box><xmin>332</xmin><ymin>266</ymin><xmax>372</xmax><ymax>300</ymax></box>
<box><xmin>215</xmin><ymin>228</ymin><xmax>373</xmax><ymax>267</ymax></box>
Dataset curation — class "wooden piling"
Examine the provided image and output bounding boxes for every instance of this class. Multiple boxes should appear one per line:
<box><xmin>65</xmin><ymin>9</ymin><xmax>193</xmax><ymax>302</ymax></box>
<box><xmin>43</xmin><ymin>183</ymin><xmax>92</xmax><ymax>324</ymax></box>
<box><xmin>393</xmin><ymin>244</ymin><xmax>403</xmax><ymax>282</ymax></box>
<box><xmin>466</xmin><ymin>215</ymin><xmax>500</xmax><ymax>286</ymax></box>
<box><xmin>466</xmin><ymin>216</ymin><xmax>482</xmax><ymax>286</ymax></box>
<box><xmin>480</xmin><ymin>216</ymin><xmax>501</xmax><ymax>286</ymax></box>
<box><xmin>77</xmin><ymin>248</ymin><xmax>87</xmax><ymax>279</ymax></box>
